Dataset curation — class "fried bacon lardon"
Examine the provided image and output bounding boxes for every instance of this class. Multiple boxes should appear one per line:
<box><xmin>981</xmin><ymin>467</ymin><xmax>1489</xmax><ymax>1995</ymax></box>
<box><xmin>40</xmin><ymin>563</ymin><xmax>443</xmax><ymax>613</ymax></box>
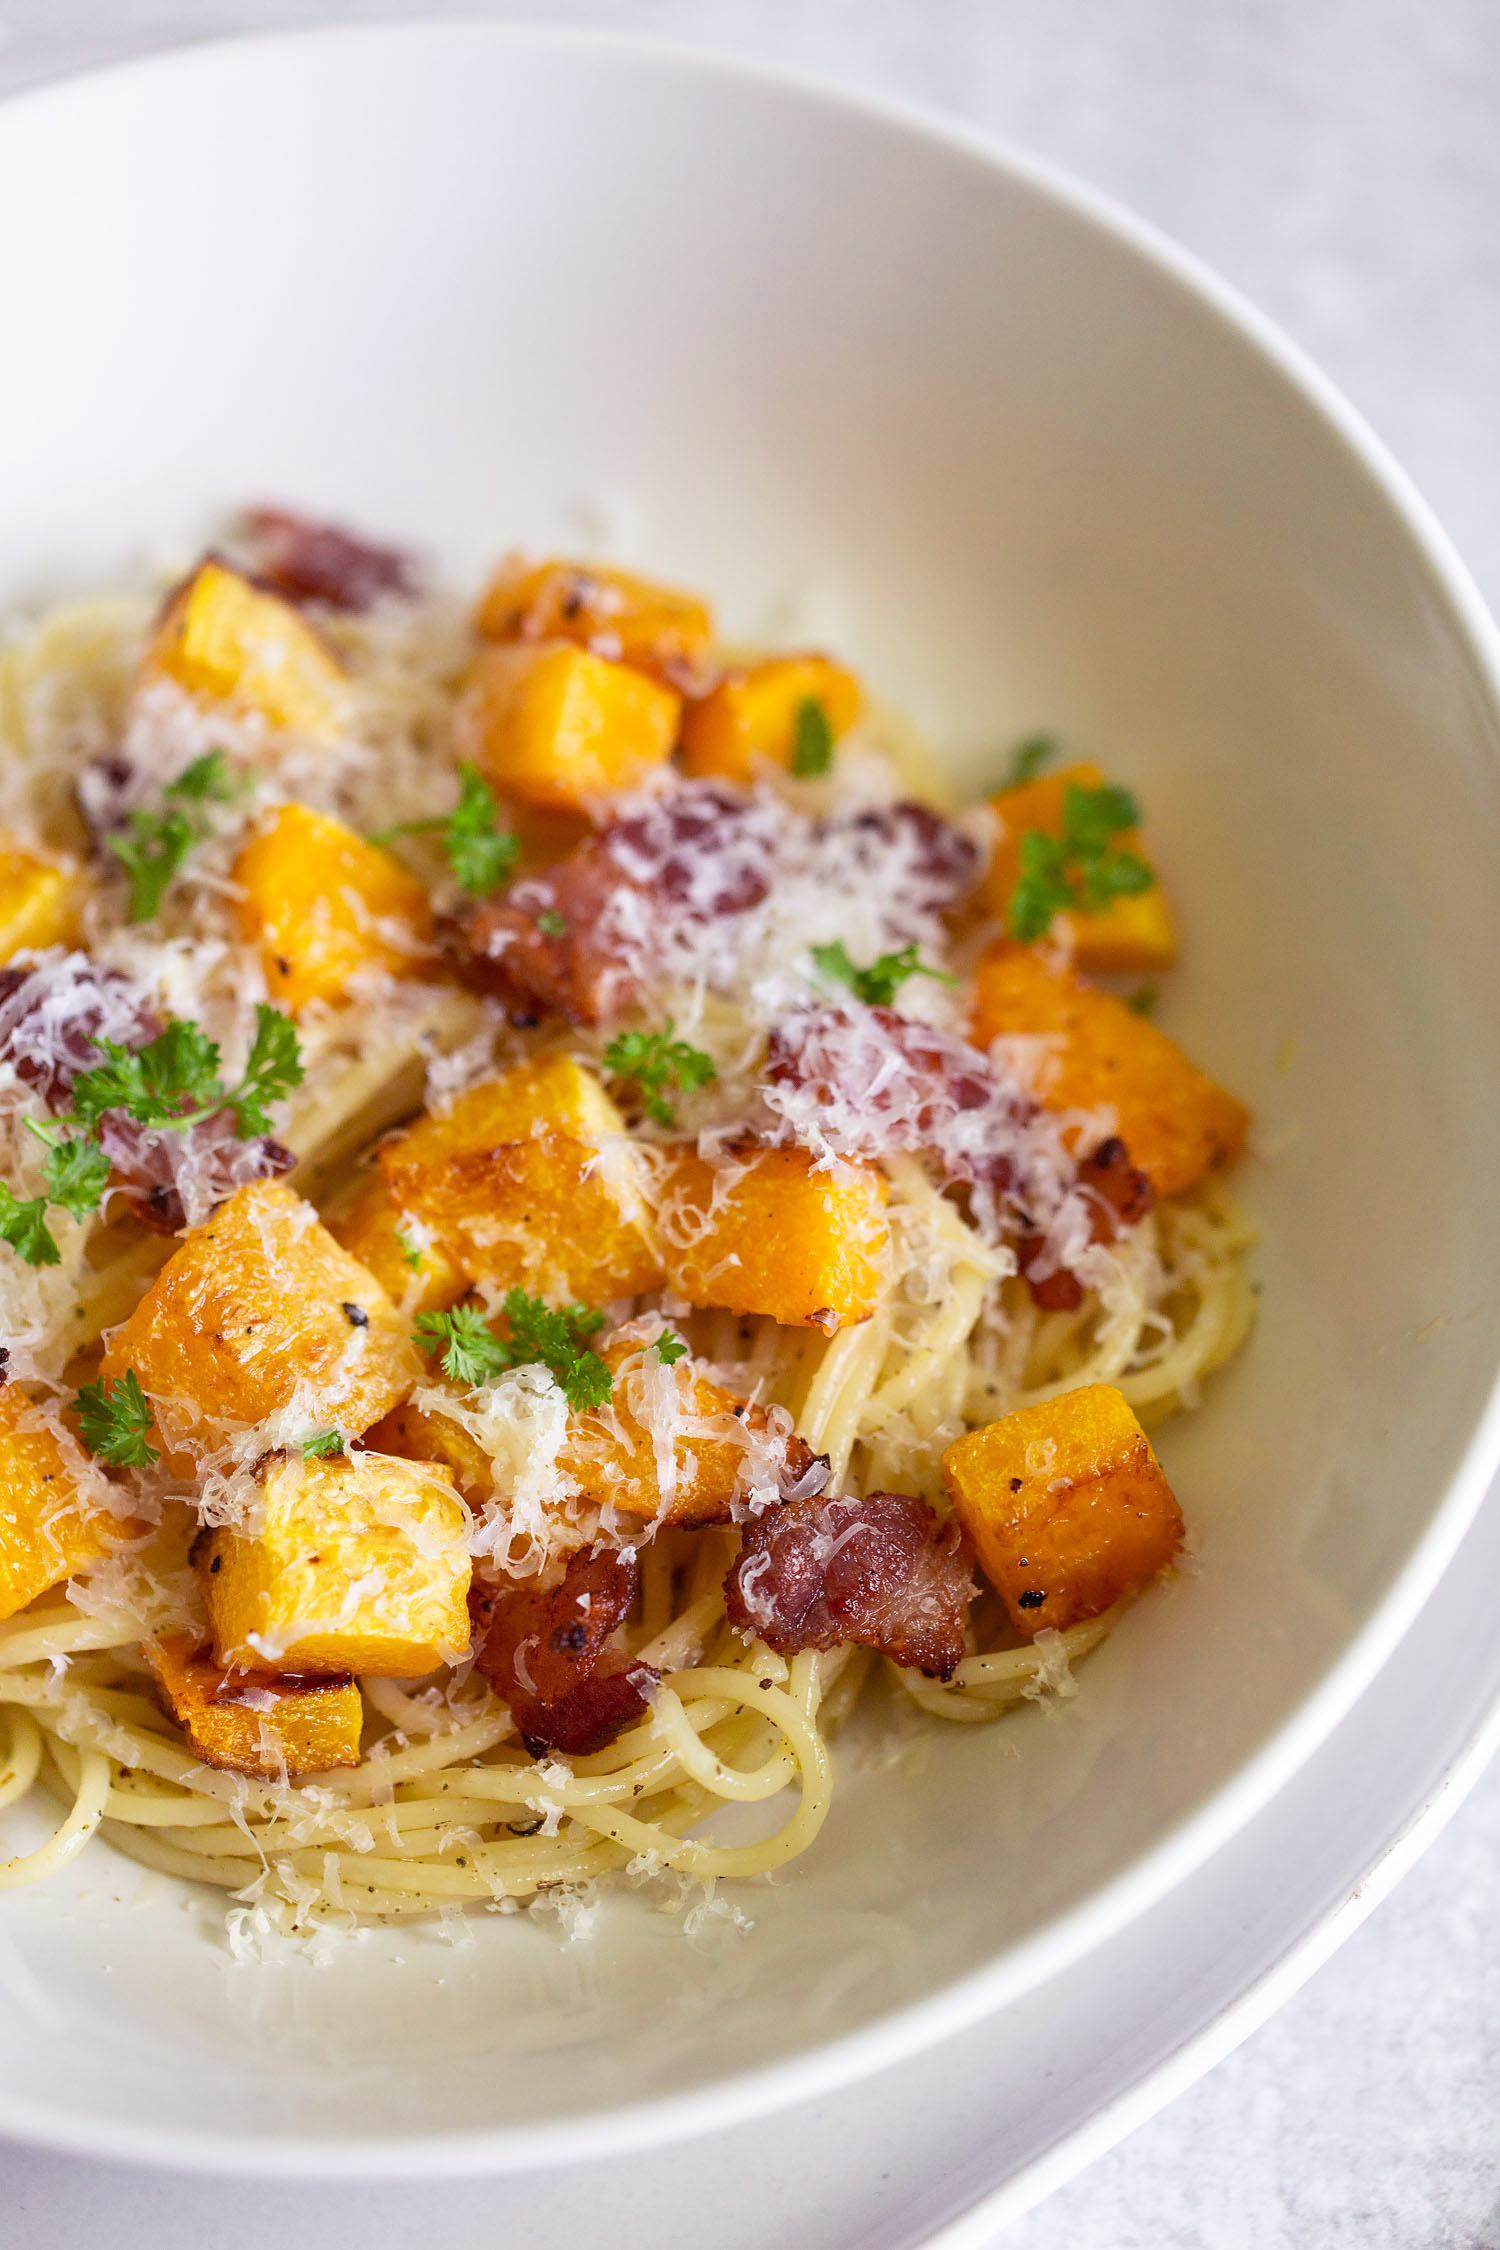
<box><xmin>469</xmin><ymin>1544</ymin><xmax>659</xmax><ymax>1757</ymax></box>
<box><xmin>453</xmin><ymin>782</ymin><xmax>777</xmax><ymax>1025</ymax></box>
<box><xmin>239</xmin><ymin>507</ymin><xmax>417</xmax><ymax>611</ymax></box>
<box><xmin>0</xmin><ymin>958</ymin><xmax>292</xmax><ymax>1232</ymax></box>
<box><xmin>1018</xmin><ymin>1134</ymin><xmax>1155</xmax><ymax>1313</ymax></box>
<box><xmin>724</xmin><ymin>1489</ymin><xmax>974</xmax><ymax>1679</ymax></box>
<box><xmin>826</xmin><ymin>799</ymin><xmax>982</xmax><ymax>911</ymax></box>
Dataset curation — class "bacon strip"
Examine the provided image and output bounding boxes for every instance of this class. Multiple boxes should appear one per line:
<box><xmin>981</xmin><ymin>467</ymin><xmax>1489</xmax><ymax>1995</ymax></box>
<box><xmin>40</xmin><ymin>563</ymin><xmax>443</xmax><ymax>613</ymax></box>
<box><xmin>0</xmin><ymin>959</ymin><xmax>292</xmax><ymax>1232</ymax></box>
<box><xmin>724</xmin><ymin>1489</ymin><xmax>974</xmax><ymax>1679</ymax></box>
<box><xmin>239</xmin><ymin>507</ymin><xmax>417</xmax><ymax>611</ymax></box>
<box><xmin>469</xmin><ymin>1545</ymin><xmax>658</xmax><ymax>1757</ymax></box>
<box><xmin>1018</xmin><ymin>1134</ymin><xmax>1155</xmax><ymax>1312</ymax></box>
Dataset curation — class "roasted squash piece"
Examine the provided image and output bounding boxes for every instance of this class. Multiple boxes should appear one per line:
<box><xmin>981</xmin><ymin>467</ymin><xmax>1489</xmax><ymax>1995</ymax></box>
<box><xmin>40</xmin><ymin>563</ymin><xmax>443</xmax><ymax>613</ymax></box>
<box><xmin>99</xmin><ymin>1181</ymin><xmax>421</xmax><ymax>1476</ymax></box>
<box><xmin>366</xmin><ymin>1397</ymin><xmax>496</xmax><ymax>1510</ymax></box>
<box><xmin>232</xmin><ymin>802</ymin><xmax>435</xmax><ymax>1014</ymax></box>
<box><xmin>197</xmin><ymin>1449</ymin><xmax>471</xmax><ymax>1678</ymax></box>
<box><xmin>677</xmin><ymin>655</ymin><xmax>862</xmax><ymax>784</ymax></box>
<box><xmin>0</xmin><ymin>838</ymin><xmax>88</xmax><ymax>962</ymax></box>
<box><xmin>143</xmin><ymin>1631</ymin><xmax>363</xmax><ymax>1777</ymax></box>
<box><xmin>970</xmin><ymin>942</ymin><xmax>1249</xmax><ymax>1198</ymax></box>
<box><xmin>474</xmin><ymin>556</ymin><xmax>713</xmax><ymax>687</ymax></box>
<box><xmin>655</xmin><ymin>1144</ymin><xmax>888</xmax><ymax>1330</ymax></box>
<box><xmin>0</xmin><ymin>1384</ymin><xmax>134</xmax><ymax>1621</ymax></box>
<box><xmin>459</xmin><ymin>641</ymin><xmax>681</xmax><ymax>813</ymax></box>
<box><xmin>327</xmin><ymin>1172</ymin><xmax>465</xmax><ymax>1316</ymax></box>
<box><xmin>379</xmin><ymin>1058</ymin><xmax>663</xmax><ymax>1304</ymax></box>
<box><xmin>141</xmin><ymin>558</ymin><xmax>346</xmax><ymax>740</ymax></box>
<box><xmin>984</xmin><ymin>760</ymin><xmax>1176</xmax><ymax>975</ymax></box>
<box><xmin>942</xmin><ymin>1383</ymin><xmax>1183</xmax><ymax>1635</ymax></box>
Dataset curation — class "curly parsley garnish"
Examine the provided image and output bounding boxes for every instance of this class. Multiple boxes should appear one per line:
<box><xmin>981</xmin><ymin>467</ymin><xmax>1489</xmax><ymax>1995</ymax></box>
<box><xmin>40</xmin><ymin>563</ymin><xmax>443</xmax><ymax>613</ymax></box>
<box><xmin>74</xmin><ymin>1369</ymin><xmax>159</xmax><ymax>1469</ymax></box>
<box><xmin>109</xmin><ymin>750</ymin><xmax>243</xmax><ymax>922</ymax></box>
<box><xmin>1008</xmin><ymin>782</ymin><xmax>1155</xmax><ymax>943</ymax></box>
<box><xmin>300</xmin><ymin>1429</ymin><xmax>346</xmax><ymax>1460</ymax></box>
<box><xmin>602</xmin><ymin>1022</ymin><xmax>717</xmax><ymax>1127</ymax></box>
<box><xmin>372</xmin><ymin>763</ymin><xmax>520</xmax><ymax>899</ymax></box>
<box><xmin>811</xmin><ymin>939</ymin><xmax>957</xmax><ymax>1008</ymax></box>
<box><xmin>790</xmin><ymin>696</ymin><xmax>835</xmax><ymax>778</ymax></box>
<box><xmin>1001</xmin><ymin>733</ymin><xmax>1057</xmax><ymax>791</ymax></box>
<box><xmin>1</xmin><ymin>1005</ymin><xmax>303</xmax><ymax>1266</ymax></box>
<box><xmin>416</xmin><ymin>1290</ymin><xmax>612</xmax><ymax>1410</ymax></box>
<box><xmin>652</xmin><ymin>1330</ymin><xmax>689</xmax><ymax>1366</ymax></box>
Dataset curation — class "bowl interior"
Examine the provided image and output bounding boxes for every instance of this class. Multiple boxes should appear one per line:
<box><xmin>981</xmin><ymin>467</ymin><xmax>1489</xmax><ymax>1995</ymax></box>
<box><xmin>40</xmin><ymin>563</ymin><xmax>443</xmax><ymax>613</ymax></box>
<box><xmin>0</xmin><ymin>23</ymin><xmax>1498</xmax><ymax>2170</ymax></box>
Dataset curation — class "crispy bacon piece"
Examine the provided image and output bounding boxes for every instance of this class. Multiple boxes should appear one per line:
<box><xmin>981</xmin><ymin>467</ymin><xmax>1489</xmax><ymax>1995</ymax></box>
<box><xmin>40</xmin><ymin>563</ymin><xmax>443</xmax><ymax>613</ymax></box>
<box><xmin>1019</xmin><ymin>1134</ymin><xmax>1156</xmax><ymax>1312</ymax></box>
<box><xmin>765</xmin><ymin>1004</ymin><xmax>1005</xmax><ymax>1165</ymax></box>
<box><xmin>827</xmin><ymin>800</ymin><xmax>981</xmax><ymax>910</ymax></box>
<box><xmin>469</xmin><ymin>1544</ymin><xmax>658</xmax><ymax>1756</ymax></box>
<box><xmin>453</xmin><ymin>783</ymin><xmax>776</xmax><ymax>1025</ymax></box>
<box><xmin>240</xmin><ymin>507</ymin><xmax>417</xmax><ymax>611</ymax></box>
<box><xmin>0</xmin><ymin>959</ymin><xmax>292</xmax><ymax>1231</ymax></box>
<box><xmin>724</xmin><ymin>1489</ymin><xmax>974</xmax><ymax>1679</ymax></box>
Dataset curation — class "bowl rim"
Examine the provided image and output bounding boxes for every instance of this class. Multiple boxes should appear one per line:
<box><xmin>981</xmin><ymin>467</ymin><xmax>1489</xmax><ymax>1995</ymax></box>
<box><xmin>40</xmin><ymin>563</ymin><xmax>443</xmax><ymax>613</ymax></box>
<box><xmin>4</xmin><ymin>12</ymin><xmax>1500</xmax><ymax>2179</ymax></box>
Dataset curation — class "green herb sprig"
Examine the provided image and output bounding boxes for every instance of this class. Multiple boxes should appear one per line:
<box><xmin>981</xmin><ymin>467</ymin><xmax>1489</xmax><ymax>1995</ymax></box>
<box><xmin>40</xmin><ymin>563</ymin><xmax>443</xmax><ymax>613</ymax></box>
<box><xmin>109</xmin><ymin>750</ymin><xmax>243</xmax><ymax>922</ymax></box>
<box><xmin>300</xmin><ymin>1429</ymin><xmax>346</xmax><ymax>1460</ymax></box>
<box><xmin>74</xmin><ymin>1369</ymin><xmax>159</xmax><ymax>1469</ymax></box>
<box><xmin>1000</xmin><ymin>733</ymin><xmax>1058</xmax><ymax>791</ymax></box>
<box><xmin>790</xmin><ymin>696</ymin><xmax>836</xmax><ymax>778</ymax></box>
<box><xmin>416</xmin><ymin>1289</ymin><xmax>612</xmax><ymax>1411</ymax></box>
<box><xmin>1007</xmin><ymin>782</ymin><xmax>1155</xmax><ymax>943</ymax></box>
<box><xmin>810</xmin><ymin>939</ymin><xmax>957</xmax><ymax>1008</ymax></box>
<box><xmin>602</xmin><ymin>1022</ymin><xmax>717</xmax><ymax>1127</ymax></box>
<box><xmin>371</xmin><ymin>763</ymin><xmax>520</xmax><ymax>899</ymax></box>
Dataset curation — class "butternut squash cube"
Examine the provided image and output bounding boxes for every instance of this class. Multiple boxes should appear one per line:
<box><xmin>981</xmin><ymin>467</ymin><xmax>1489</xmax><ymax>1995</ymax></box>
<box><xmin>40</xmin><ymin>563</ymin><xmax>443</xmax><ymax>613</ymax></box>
<box><xmin>99</xmin><ymin>1181</ymin><xmax>422</xmax><ymax>1476</ymax></box>
<box><xmin>142</xmin><ymin>558</ymin><xmax>347</xmax><ymax>740</ymax></box>
<box><xmin>942</xmin><ymin>1383</ymin><xmax>1183</xmax><ymax>1635</ymax></box>
<box><xmin>0</xmin><ymin>1384</ymin><xmax>132</xmax><ymax>1621</ymax></box>
<box><xmin>232</xmin><ymin>801</ymin><xmax>435</xmax><ymax>1014</ymax></box>
<box><xmin>678</xmin><ymin>655</ymin><xmax>862</xmax><ymax>784</ymax></box>
<box><xmin>327</xmin><ymin>1172</ymin><xmax>465</xmax><ymax>1317</ymax></box>
<box><xmin>561</xmin><ymin>1334</ymin><xmax>803</xmax><ymax>1523</ymax></box>
<box><xmin>474</xmin><ymin>556</ymin><xmax>713</xmax><ymax>686</ymax></box>
<box><xmin>365</xmin><ymin>1397</ymin><xmax>496</xmax><ymax>1510</ymax></box>
<box><xmin>197</xmin><ymin>1449</ymin><xmax>471</xmax><ymax>1677</ymax></box>
<box><xmin>0</xmin><ymin>838</ymin><xmax>88</xmax><ymax>962</ymax></box>
<box><xmin>656</xmin><ymin>1145</ymin><xmax>888</xmax><ymax>1329</ymax></box>
<box><xmin>143</xmin><ymin>1630</ymin><xmax>363</xmax><ymax>1777</ymax></box>
<box><xmin>985</xmin><ymin>760</ymin><xmax>1176</xmax><ymax>975</ymax></box>
<box><xmin>970</xmin><ymin>943</ymin><xmax>1249</xmax><ymax>1198</ymax></box>
<box><xmin>379</xmin><ymin>1058</ymin><xmax>663</xmax><ymax>1304</ymax></box>
<box><xmin>459</xmin><ymin>641</ymin><xmax>680</xmax><ymax>813</ymax></box>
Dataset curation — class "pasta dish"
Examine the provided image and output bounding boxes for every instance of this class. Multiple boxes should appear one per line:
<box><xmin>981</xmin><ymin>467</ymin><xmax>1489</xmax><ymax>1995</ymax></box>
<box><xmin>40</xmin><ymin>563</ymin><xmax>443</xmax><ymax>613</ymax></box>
<box><xmin>0</xmin><ymin>514</ymin><xmax>1254</xmax><ymax>1938</ymax></box>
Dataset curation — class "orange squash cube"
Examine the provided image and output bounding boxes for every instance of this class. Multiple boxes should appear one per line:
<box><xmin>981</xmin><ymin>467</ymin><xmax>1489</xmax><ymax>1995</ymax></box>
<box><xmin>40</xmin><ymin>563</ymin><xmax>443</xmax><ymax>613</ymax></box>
<box><xmin>985</xmin><ymin>760</ymin><xmax>1176</xmax><ymax>975</ymax></box>
<box><xmin>942</xmin><ymin>1383</ymin><xmax>1182</xmax><ymax>1635</ymax></box>
<box><xmin>99</xmin><ymin>1181</ymin><xmax>422</xmax><ymax>1476</ymax></box>
<box><xmin>970</xmin><ymin>943</ymin><xmax>1249</xmax><ymax>1198</ymax></box>
<box><xmin>0</xmin><ymin>838</ymin><xmax>88</xmax><ymax>962</ymax></box>
<box><xmin>365</xmin><ymin>1397</ymin><xmax>497</xmax><ymax>1511</ymax></box>
<box><xmin>197</xmin><ymin>1448</ymin><xmax>471</xmax><ymax>1677</ymax></box>
<box><xmin>143</xmin><ymin>1631</ymin><xmax>363</xmax><ymax>1777</ymax></box>
<box><xmin>379</xmin><ymin>1057</ymin><xmax>663</xmax><ymax>1304</ymax></box>
<box><xmin>459</xmin><ymin>641</ymin><xmax>680</xmax><ymax>813</ymax></box>
<box><xmin>141</xmin><ymin>558</ymin><xmax>346</xmax><ymax>740</ymax></box>
<box><xmin>232</xmin><ymin>801</ymin><xmax>435</xmax><ymax>1014</ymax></box>
<box><xmin>656</xmin><ymin>1144</ymin><xmax>888</xmax><ymax>1329</ymax></box>
<box><xmin>678</xmin><ymin>654</ymin><xmax>863</xmax><ymax>784</ymax></box>
<box><xmin>0</xmin><ymin>1384</ymin><xmax>133</xmax><ymax>1621</ymax></box>
<box><xmin>474</xmin><ymin>555</ymin><xmax>713</xmax><ymax>687</ymax></box>
<box><xmin>327</xmin><ymin>1172</ymin><xmax>465</xmax><ymax>1317</ymax></box>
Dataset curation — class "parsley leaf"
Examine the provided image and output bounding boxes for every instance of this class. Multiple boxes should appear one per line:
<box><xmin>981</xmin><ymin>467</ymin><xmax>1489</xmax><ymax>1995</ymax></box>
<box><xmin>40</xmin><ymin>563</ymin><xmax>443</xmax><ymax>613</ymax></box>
<box><xmin>1002</xmin><ymin>733</ymin><xmax>1058</xmax><ymax>790</ymax></box>
<box><xmin>535</xmin><ymin>910</ymin><xmax>569</xmax><ymax>938</ymax></box>
<box><xmin>790</xmin><ymin>696</ymin><xmax>836</xmax><ymax>778</ymax></box>
<box><xmin>42</xmin><ymin>1137</ymin><xmax>112</xmax><ymax>1221</ymax></box>
<box><xmin>0</xmin><ymin>1183</ymin><xmax>59</xmax><ymax>1266</ymax></box>
<box><xmin>74</xmin><ymin>1369</ymin><xmax>159</xmax><ymax>1468</ymax></box>
<box><xmin>68</xmin><ymin>1021</ymin><xmax>225</xmax><ymax>1134</ymax></box>
<box><xmin>416</xmin><ymin>1289</ymin><xmax>612</xmax><ymax>1410</ymax></box>
<box><xmin>301</xmin><ymin>1429</ymin><xmax>345</xmax><ymax>1459</ymax></box>
<box><xmin>372</xmin><ymin>764</ymin><xmax>519</xmax><ymax>899</ymax></box>
<box><xmin>652</xmin><ymin>1330</ymin><xmax>688</xmax><ymax>1366</ymax></box>
<box><xmin>229</xmin><ymin>1003</ymin><xmax>305</xmax><ymax>1137</ymax></box>
<box><xmin>1007</xmin><ymin>782</ymin><xmax>1156</xmax><ymax>943</ymax></box>
<box><xmin>164</xmin><ymin>749</ymin><xmax>237</xmax><ymax>804</ymax></box>
<box><xmin>1127</xmin><ymin>984</ymin><xmax>1159</xmax><ymax>1018</ymax></box>
<box><xmin>110</xmin><ymin>805</ymin><xmax>199</xmax><ymax>923</ymax></box>
<box><xmin>811</xmin><ymin>939</ymin><xmax>957</xmax><ymax>1008</ymax></box>
<box><xmin>395</xmin><ymin>1225</ymin><xmax>423</xmax><ymax>1273</ymax></box>
<box><xmin>602</xmin><ymin>1022</ymin><xmax>717</xmax><ymax>1127</ymax></box>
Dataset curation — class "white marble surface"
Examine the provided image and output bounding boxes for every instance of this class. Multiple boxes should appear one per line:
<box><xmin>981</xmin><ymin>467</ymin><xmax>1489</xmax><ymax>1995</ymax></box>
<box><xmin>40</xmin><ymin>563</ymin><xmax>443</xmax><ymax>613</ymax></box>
<box><xmin>1</xmin><ymin>3</ymin><xmax>1499</xmax><ymax>2243</ymax></box>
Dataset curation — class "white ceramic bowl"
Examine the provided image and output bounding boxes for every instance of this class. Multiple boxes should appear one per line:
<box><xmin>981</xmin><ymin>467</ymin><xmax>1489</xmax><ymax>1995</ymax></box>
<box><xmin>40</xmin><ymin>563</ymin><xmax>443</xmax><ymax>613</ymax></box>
<box><xmin>2</xmin><ymin>21</ymin><xmax>1499</xmax><ymax>2177</ymax></box>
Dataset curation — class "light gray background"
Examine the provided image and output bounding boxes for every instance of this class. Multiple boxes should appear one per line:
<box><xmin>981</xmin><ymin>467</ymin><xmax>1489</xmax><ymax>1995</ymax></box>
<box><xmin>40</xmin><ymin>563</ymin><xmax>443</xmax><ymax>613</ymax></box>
<box><xmin>2</xmin><ymin>4</ymin><xmax>1498</xmax><ymax>2244</ymax></box>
